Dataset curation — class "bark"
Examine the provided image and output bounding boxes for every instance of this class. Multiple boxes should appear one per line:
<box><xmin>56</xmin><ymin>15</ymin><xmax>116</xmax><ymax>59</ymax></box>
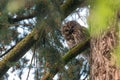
<box><xmin>90</xmin><ymin>25</ymin><xmax>120</xmax><ymax>79</ymax></box>
<box><xmin>0</xmin><ymin>0</ymin><xmax>87</xmax><ymax>78</ymax></box>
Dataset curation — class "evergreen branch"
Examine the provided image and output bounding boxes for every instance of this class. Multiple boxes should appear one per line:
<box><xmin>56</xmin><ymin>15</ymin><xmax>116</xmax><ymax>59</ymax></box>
<box><xmin>0</xmin><ymin>29</ymin><xmax>39</xmax><ymax>77</ymax></box>
<box><xmin>0</xmin><ymin>45</ymin><xmax>15</xmax><ymax>58</ymax></box>
<box><xmin>26</xmin><ymin>44</ymin><xmax>36</xmax><ymax>80</ymax></box>
<box><xmin>8</xmin><ymin>0</ymin><xmax>87</xmax><ymax>23</ymax></box>
<box><xmin>60</xmin><ymin>0</ymin><xmax>87</xmax><ymax>18</ymax></box>
<box><xmin>41</xmin><ymin>38</ymin><xmax>90</xmax><ymax>80</ymax></box>
<box><xmin>0</xmin><ymin>38</ymin><xmax>23</xmax><ymax>58</ymax></box>
<box><xmin>8</xmin><ymin>11</ymin><xmax>36</xmax><ymax>23</ymax></box>
<box><xmin>0</xmin><ymin>0</ymin><xmax>87</xmax><ymax>78</ymax></box>
<box><xmin>62</xmin><ymin>38</ymin><xmax>90</xmax><ymax>64</ymax></box>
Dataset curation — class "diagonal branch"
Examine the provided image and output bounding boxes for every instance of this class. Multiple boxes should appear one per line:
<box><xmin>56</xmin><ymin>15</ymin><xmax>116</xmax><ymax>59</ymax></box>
<box><xmin>0</xmin><ymin>29</ymin><xmax>39</xmax><ymax>77</ymax></box>
<box><xmin>62</xmin><ymin>38</ymin><xmax>90</xmax><ymax>64</ymax></box>
<box><xmin>41</xmin><ymin>38</ymin><xmax>90</xmax><ymax>80</ymax></box>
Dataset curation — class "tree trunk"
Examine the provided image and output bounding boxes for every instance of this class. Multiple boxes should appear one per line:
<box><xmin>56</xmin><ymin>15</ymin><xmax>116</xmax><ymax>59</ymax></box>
<box><xmin>90</xmin><ymin>25</ymin><xmax>120</xmax><ymax>80</ymax></box>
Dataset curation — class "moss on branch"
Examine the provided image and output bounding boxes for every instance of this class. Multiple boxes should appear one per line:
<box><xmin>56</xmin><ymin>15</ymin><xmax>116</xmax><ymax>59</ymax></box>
<box><xmin>0</xmin><ymin>0</ymin><xmax>87</xmax><ymax>78</ymax></box>
<box><xmin>41</xmin><ymin>37</ymin><xmax>90</xmax><ymax>80</ymax></box>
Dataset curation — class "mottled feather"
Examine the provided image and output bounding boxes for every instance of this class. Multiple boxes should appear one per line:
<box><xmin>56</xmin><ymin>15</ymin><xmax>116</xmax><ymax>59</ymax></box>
<box><xmin>61</xmin><ymin>21</ymin><xmax>88</xmax><ymax>48</ymax></box>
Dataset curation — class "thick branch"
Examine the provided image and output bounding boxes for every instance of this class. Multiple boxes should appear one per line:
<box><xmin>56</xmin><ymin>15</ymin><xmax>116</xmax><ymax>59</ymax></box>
<box><xmin>41</xmin><ymin>38</ymin><xmax>90</xmax><ymax>80</ymax></box>
<box><xmin>0</xmin><ymin>29</ymin><xmax>39</xmax><ymax>77</ymax></box>
<box><xmin>62</xmin><ymin>38</ymin><xmax>90</xmax><ymax>64</ymax></box>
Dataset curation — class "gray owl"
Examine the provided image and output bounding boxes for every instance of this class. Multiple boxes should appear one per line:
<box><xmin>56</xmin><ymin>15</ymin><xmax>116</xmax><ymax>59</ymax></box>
<box><xmin>61</xmin><ymin>21</ymin><xmax>89</xmax><ymax>49</ymax></box>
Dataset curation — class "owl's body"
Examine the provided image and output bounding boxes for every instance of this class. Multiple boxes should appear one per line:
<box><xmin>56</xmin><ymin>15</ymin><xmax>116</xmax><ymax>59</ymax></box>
<box><xmin>61</xmin><ymin>21</ymin><xmax>88</xmax><ymax>48</ymax></box>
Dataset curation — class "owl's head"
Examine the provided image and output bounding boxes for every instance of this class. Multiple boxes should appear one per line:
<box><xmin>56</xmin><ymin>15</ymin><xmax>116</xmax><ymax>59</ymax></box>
<box><xmin>61</xmin><ymin>21</ymin><xmax>88</xmax><ymax>48</ymax></box>
<box><xmin>61</xmin><ymin>21</ymin><xmax>81</xmax><ymax>35</ymax></box>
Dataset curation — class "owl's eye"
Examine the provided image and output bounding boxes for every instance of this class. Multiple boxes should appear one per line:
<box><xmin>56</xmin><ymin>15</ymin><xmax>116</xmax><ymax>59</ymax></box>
<box><xmin>65</xmin><ymin>30</ymin><xmax>69</xmax><ymax>32</ymax></box>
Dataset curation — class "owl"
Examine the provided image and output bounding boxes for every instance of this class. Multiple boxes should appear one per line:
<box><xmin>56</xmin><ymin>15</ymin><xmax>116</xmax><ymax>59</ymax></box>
<box><xmin>61</xmin><ymin>21</ymin><xmax>89</xmax><ymax>49</ymax></box>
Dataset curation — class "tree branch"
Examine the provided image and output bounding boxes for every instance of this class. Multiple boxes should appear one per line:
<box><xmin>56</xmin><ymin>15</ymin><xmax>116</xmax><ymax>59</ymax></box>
<box><xmin>41</xmin><ymin>38</ymin><xmax>90</xmax><ymax>80</ymax></box>
<box><xmin>61</xmin><ymin>0</ymin><xmax>86</xmax><ymax>18</ymax></box>
<box><xmin>8</xmin><ymin>11</ymin><xmax>36</xmax><ymax>23</ymax></box>
<box><xmin>62</xmin><ymin>38</ymin><xmax>90</xmax><ymax>64</ymax></box>
<box><xmin>0</xmin><ymin>0</ymin><xmax>87</xmax><ymax>78</ymax></box>
<box><xmin>0</xmin><ymin>29</ymin><xmax>39</xmax><ymax>77</ymax></box>
<box><xmin>8</xmin><ymin>0</ymin><xmax>86</xmax><ymax>23</ymax></box>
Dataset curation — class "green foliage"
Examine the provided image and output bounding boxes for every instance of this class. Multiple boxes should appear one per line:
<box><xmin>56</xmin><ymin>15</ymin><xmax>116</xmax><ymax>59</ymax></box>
<box><xmin>0</xmin><ymin>0</ymin><xmax>8</xmax><ymax>11</ymax></box>
<box><xmin>6</xmin><ymin>0</ymin><xmax>25</xmax><ymax>13</ymax></box>
<box><xmin>0</xmin><ymin>0</ymin><xmax>89</xmax><ymax>79</ymax></box>
<box><xmin>0</xmin><ymin>11</ymin><xmax>8</xmax><ymax>25</ymax></box>
<box><xmin>89</xmin><ymin>0</ymin><xmax>120</xmax><ymax>37</ymax></box>
<box><xmin>0</xmin><ymin>12</ymin><xmax>17</xmax><ymax>45</ymax></box>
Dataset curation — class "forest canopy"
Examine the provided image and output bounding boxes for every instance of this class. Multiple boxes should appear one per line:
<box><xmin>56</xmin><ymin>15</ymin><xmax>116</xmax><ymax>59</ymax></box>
<box><xmin>0</xmin><ymin>0</ymin><xmax>120</xmax><ymax>80</ymax></box>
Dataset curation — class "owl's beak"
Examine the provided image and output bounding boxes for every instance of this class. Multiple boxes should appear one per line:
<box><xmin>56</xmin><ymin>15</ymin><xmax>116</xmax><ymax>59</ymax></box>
<box><xmin>69</xmin><ymin>29</ymin><xmax>73</xmax><ymax>34</ymax></box>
